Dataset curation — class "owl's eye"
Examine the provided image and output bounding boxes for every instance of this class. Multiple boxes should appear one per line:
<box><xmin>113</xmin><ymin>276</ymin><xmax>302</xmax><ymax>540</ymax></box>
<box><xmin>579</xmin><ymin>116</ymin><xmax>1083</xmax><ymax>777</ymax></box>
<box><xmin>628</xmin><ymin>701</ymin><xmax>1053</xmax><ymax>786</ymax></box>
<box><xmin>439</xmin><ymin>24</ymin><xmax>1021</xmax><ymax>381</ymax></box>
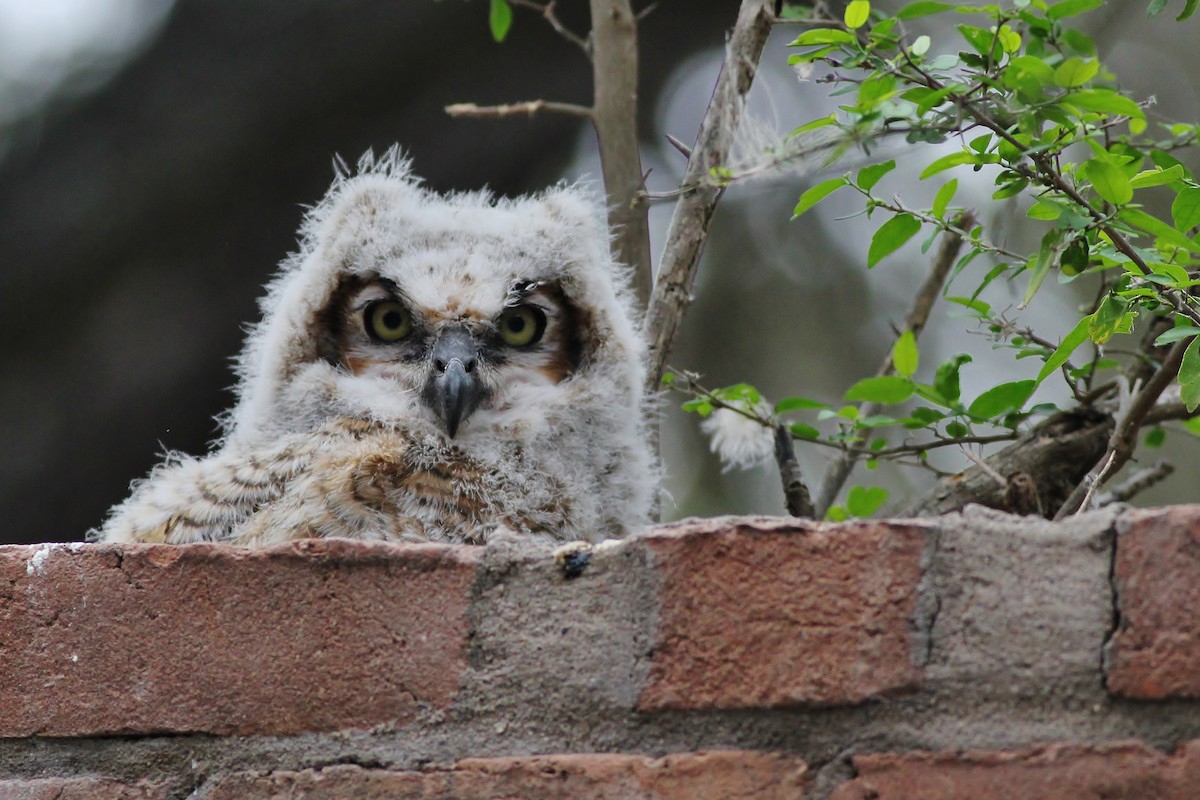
<box><xmin>365</xmin><ymin>301</ymin><xmax>413</xmax><ymax>342</ymax></box>
<box><xmin>497</xmin><ymin>305</ymin><xmax>546</xmax><ymax>347</ymax></box>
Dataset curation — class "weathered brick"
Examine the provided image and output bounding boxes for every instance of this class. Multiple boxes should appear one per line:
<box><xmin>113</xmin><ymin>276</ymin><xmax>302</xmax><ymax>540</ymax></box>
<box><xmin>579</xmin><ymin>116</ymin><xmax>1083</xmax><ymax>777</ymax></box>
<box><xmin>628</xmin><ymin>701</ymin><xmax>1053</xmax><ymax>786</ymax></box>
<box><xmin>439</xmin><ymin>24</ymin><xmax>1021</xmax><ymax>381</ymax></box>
<box><xmin>638</xmin><ymin>517</ymin><xmax>926</xmax><ymax>710</ymax></box>
<box><xmin>830</xmin><ymin>740</ymin><xmax>1200</xmax><ymax>800</ymax></box>
<box><xmin>202</xmin><ymin>751</ymin><xmax>808</xmax><ymax>800</ymax></box>
<box><xmin>0</xmin><ymin>777</ymin><xmax>174</xmax><ymax>800</ymax></box>
<box><xmin>0</xmin><ymin>539</ymin><xmax>477</xmax><ymax>736</ymax></box>
<box><xmin>1107</xmin><ymin>505</ymin><xmax>1200</xmax><ymax>698</ymax></box>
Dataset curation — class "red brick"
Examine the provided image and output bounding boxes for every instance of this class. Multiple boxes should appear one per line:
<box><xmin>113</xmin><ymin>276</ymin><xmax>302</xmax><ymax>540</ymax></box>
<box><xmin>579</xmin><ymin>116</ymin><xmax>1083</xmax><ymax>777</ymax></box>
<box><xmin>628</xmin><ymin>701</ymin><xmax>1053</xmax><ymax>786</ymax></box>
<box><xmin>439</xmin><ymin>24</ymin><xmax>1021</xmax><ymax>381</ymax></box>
<box><xmin>0</xmin><ymin>539</ymin><xmax>477</xmax><ymax>736</ymax></box>
<box><xmin>830</xmin><ymin>740</ymin><xmax>1200</xmax><ymax>800</ymax></box>
<box><xmin>637</xmin><ymin>517</ymin><xmax>925</xmax><ymax>710</ymax></box>
<box><xmin>203</xmin><ymin>751</ymin><xmax>809</xmax><ymax>800</ymax></box>
<box><xmin>1107</xmin><ymin>506</ymin><xmax>1200</xmax><ymax>698</ymax></box>
<box><xmin>0</xmin><ymin>777</ymin><xmax>174</xmax><ymax>800</ymax></box>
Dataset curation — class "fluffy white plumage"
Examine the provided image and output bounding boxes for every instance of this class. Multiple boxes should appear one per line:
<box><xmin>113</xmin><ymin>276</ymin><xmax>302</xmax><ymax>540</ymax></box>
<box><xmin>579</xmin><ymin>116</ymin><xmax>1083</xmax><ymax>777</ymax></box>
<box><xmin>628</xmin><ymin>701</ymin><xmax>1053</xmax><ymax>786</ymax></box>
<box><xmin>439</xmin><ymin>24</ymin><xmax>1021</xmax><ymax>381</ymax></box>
<box><xmin>96</xmin><ymin>148</ymin><xmax>656</xmax><ymax>546</ymax></box>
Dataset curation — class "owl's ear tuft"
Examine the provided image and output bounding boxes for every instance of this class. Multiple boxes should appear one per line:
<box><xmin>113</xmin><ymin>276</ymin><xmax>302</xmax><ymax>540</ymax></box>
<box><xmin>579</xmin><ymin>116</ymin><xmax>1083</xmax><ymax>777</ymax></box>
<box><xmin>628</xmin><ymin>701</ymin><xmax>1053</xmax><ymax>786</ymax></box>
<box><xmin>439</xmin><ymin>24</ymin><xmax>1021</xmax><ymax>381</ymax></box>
<box><xmin>353</xmin><ymin>145</ymin><xmax>416</xmax><ymax>182</ymax></box>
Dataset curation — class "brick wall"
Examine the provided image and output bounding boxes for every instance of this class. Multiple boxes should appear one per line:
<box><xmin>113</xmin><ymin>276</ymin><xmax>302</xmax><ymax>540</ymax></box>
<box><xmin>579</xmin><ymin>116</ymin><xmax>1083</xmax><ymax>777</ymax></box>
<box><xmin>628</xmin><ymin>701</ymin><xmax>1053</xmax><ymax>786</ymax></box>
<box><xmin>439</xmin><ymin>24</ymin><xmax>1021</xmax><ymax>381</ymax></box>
<box><xmin>2</xmin><ymin>505</ymin><xmax>1199</xmax><ymax>798</ymax></box>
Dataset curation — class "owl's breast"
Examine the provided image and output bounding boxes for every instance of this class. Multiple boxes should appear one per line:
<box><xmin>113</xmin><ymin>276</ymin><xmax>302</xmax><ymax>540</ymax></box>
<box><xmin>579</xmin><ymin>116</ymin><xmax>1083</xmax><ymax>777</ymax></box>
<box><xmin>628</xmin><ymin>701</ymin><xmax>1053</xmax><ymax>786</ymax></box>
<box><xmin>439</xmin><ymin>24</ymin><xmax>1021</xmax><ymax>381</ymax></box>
<box><xmin>317</xmin><ymin>425</ymin><xmax>571</xmax><ymax>544</ymax></box>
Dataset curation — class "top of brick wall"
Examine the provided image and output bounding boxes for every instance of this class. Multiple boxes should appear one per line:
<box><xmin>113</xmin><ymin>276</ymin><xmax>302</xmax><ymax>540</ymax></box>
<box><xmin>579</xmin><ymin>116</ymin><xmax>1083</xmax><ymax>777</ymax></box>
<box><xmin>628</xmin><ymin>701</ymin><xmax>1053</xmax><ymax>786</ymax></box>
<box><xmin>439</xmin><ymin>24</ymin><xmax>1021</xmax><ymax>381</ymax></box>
<box><xmin>2</xmin><ymin>506</ymin><xmax>1199</xmax><ymax>741</ymax></box>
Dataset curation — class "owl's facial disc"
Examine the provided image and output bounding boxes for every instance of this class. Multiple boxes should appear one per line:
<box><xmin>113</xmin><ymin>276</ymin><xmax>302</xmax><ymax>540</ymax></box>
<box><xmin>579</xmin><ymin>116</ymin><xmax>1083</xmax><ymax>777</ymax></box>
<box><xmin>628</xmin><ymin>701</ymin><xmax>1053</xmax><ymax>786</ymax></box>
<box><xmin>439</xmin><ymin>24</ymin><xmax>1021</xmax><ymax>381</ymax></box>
<box><xmin>422</xmin><ymin>327</ymin><xmax>487</xmax><ymax>438</ymax></box>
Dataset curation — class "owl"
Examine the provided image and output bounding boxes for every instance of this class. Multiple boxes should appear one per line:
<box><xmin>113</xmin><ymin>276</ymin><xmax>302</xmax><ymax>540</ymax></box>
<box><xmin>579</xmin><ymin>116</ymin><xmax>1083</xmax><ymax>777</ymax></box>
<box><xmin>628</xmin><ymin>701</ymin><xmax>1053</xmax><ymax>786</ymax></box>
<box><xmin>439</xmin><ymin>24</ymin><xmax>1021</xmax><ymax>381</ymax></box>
<box><xmin>95</xmin><ymin>149</ymin><xmax>656</xmax><ymax>546</ymax></box>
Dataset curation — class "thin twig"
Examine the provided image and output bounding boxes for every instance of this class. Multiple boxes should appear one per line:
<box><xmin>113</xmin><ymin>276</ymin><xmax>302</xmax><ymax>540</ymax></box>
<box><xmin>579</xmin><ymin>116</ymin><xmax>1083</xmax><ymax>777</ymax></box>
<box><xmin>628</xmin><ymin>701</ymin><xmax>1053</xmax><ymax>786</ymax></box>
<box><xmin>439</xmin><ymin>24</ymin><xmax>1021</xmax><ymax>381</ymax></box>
<box><xmin>664</xmin><ymin>133</ymin><xmax>692</xmax><ymax>159</ymax></box>
<box><xmin>510</xmin><ymin>0</ymin><xmax>592</xmax><ymax>55</ymax></box>
<box><xmin>1095</xmin><ymin>460</ymin><xmax>1175</xmax><ymax>506</ymax></box>
<box><xmin>643</xmin><ymin>0</ymin><xmax>775</xmax><ymax>390</ymax></box>
<box><xmin>670</xmin><ymin>369</ymin><xmax>1015</xmax><ymax>459</ymax></box>
<box><xmin>813</xmin><ymin>211</ymin><xmax>976</xmax><ymax>517</ymax></box>
<box><xmin>1054</xmin><ymin>337</ymin><xmax>1190</xmax><ymax>519</ymax></box>
<box><xmin>445</xmin><ymin>101</ymin><xmax>593</xmax><ymax>119</ymax></box>
<box><xmin>774</xmin><ymin>424</ymin><xmax>815</xmax><ymax>518</ymax></box>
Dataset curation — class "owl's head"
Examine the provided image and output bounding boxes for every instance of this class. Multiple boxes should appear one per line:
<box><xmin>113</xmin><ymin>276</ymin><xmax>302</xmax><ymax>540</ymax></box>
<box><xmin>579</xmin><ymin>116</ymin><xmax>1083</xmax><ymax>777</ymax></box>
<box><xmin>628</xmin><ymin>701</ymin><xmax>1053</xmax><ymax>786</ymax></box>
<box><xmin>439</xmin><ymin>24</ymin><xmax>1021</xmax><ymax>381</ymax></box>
<box><xmin>225</xmin><ymin>148</ymin><xmax>647</xmax><ymax>452</ymax></box>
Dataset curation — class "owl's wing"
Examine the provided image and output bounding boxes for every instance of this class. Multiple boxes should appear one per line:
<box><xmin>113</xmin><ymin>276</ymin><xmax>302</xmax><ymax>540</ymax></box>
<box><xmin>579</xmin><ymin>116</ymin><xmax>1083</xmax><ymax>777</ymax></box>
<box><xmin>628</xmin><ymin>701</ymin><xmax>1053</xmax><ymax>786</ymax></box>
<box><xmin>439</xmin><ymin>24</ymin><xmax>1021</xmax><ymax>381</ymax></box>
<box><xmin>95</xmin><ymin>442</ymin><xmax>311</xmax><ymax>544</ymax></box>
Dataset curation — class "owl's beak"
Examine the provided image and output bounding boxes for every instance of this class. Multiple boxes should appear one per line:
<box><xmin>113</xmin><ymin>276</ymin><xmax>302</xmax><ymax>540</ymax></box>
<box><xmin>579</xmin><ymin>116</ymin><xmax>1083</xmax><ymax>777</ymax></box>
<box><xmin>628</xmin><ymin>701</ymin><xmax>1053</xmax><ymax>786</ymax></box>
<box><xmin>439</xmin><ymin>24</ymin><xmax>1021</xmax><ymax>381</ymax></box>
<box><xmin>423</xmin><ymin>328</ymin><xmax>485</xmax><ymax>438</ymax></box>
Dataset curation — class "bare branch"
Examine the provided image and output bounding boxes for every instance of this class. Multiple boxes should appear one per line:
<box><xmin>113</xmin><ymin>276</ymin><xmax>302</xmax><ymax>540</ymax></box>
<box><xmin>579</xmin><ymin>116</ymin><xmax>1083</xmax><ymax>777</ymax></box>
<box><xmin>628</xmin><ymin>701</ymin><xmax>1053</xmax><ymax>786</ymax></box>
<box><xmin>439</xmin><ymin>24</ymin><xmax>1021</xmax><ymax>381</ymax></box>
<box><xmin>664</xmin><ymin>133</ymin><xmax>692</xmax><ymax>159</ymax></box>
<box><xmin>509</xmin><ymin>0</ymin><xmax>592</xmax><ymax>55</ymax></box>
<box><xmin>905</xmin><ymin>409</ymin><xmax>1114</xmax><ymax>517</ymax></box>
<box><xmin>444</xmin><ymin>101</ymin><xmax>593</xmax><ymax>120</ymax></box>
<box><xmin>1096</xmin><ymin>460</ymin><xmax>1175</xmax><ymax>507</ymax></box>
<box><xmin>643</xmin><ymin>0</ymin><xmax>775</xmax><ymax>390</ymax></box>
<box><xmin>774</xmin><ymin>424</ymin><xmax>816</xmax><ymax>519</ymax></box>
<box><xmin>589</xmin><ymin>0</ymin><xmax>653</xmax><ymax>309</ymax></box>
<box><xmin>813</xmin><ymin>212</ymin><xmax>976</xmax><ymax>517</ymax></box>
<box><xmin>1054</xmin><ymin>337</ymin><xmax>1190</xmax><ymax>519</ymax></box>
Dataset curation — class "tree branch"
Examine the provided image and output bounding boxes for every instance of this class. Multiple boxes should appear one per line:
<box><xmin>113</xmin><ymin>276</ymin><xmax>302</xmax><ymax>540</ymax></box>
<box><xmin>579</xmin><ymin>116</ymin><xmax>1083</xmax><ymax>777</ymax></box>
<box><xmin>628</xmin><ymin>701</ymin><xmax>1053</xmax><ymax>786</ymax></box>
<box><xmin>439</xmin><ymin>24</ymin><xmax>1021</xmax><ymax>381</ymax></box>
<box><xmin>445</xmin><ymin>100</ymin><xmax>593</xmax><ymax>119</ymax></box>
<box><xmin>775</xmin><ymin>424</ymin><xmax>816</xmax><ymax>518</ymax></box>
<box><xmin>1095</xmin><ymin>460</ymin><xmax>1175</xmax><ymax>507</ymax></box>
<box><xmin>510</xmin><ymin>0</ymin><xmax>592</xmax><ymax>55</ymax></box>
<box><xmin>814</xmin><ymin>212</ymin><xmax>976</xmax><ymax>517</ymax></box>
<box><xmin>1053</xmin><ymin>337</ymin><xmax>1190</xmax><ymax>519</ymax></box>
<box><xmin>642</xmin><ymin>0</ymin><xmax>775</xmax><ymax>390</ymax></box>
<box><xmin>589</xmin><ymin>0</ymin><xmax>653</xmax><ymax>309</ymax></box>
<box><xmin>905</xmin><ymin>408</ymin><xmax>1114</xmax><ymax>517</ymax></box>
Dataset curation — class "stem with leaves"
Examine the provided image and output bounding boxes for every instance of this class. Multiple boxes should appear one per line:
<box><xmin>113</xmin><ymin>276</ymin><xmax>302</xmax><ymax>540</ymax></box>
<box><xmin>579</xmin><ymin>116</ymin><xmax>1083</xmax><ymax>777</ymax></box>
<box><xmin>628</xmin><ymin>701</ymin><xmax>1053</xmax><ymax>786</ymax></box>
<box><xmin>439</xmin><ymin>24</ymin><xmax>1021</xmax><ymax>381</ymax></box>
<box><xmin>814</xmin><ymin>212</ymin><xmax>975</xmax><ymax>517</ymax></box>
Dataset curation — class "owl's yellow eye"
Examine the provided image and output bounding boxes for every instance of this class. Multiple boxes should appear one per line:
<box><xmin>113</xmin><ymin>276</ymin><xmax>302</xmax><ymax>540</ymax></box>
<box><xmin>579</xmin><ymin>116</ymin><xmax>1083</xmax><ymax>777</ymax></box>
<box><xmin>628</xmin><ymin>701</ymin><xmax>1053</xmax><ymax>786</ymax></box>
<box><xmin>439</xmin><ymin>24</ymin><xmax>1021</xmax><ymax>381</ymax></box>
<box><xmin>366</xmin><ymin>301</ymin><xmax>412</xmax><ymax>342</ymax></box>
<box><xmin>497</xmin><ymin>305</ymin><xmax>546</xmax><ymax>347</ymax></box>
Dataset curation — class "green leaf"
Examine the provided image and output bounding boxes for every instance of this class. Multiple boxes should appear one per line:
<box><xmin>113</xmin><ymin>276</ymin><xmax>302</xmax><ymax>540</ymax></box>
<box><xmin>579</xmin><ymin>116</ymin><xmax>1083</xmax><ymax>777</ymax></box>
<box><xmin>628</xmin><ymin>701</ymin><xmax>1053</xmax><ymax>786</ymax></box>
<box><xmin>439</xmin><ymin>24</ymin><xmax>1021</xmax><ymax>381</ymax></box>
<box><xmin>790</xmin><ymin>28</ymin><xmax>857</xmax><ymax>46</ymax></box>
<box><xmin>847</xmin><ymin>485</ymin><xmax>889</xmax><ymax>517</ymax></box>
<box><xmin>489</xmin><ymin>0</ymin><xmax>513</xmax><ymax>41</ymax></box>
<box><xmin>932</xmin><ymin>179</ymin><xmax>958</xmax><ymax>219</ymax></box>
<box><xmin>1027</xmin><ymin>200</ymin><xmax>1063</xmax><ymax>220</ymax></box>
<box><xmin>1119</xmin><ymin>208</ymin><xmax>1200</xmax><ymax>253</ymax></box>
<box><xmin>776</xmin><ymin>396</ymin><xmax>830</xmax><ymax>413</ymax></box>
<box><xmin>896</xmin><ymin>1</ymin><xmax>954</xmax><ymax>19</ymax></box>
<box><xmin>919</xmin><ymin>151</ymin><xmax>998</xmax><ymax>179</ymax></box>
<box><xmin>1061</xmin><ymin>90</ymin><xmax>1144</xmax><ymax>119</ymax></box>
<box><xmin>1182</xmin><ymin>336</ymin><xmax>1200</xmax><ymax>413</ymax></box>
<box><xmin>1155</xmin><ymin>326</ymin><xmax>1200</xmax><ymax>346</ymax></box>
<box><xmin>911</xmin><ymin>34</ymin><xmax>931</xmax><ymax>56</ymax></box>
<box><xmin>1147</xmin><ymin>0</ymin><xmax>1169</xmax><ymax>14</ymax></box>
<box><xmin>1036</xmin><ymin>316</ymin><xmax>1091</xmax><ymax>384</ymax></box>
<box><xmin>967</xmin><ymin>380</ymin><xmax>1036</xmax><ymax>420</ymax></box>
<box><xmin>1130</xmin><ymin>164</ymin><xmax>1185</xmax><ymax>189</ymax></box>
<box><xmin>1048</xmin><ymin>0</ymin><xmax>1104</xmax><ymax>18</ymax></box>
<box><xmin>1145</xmin><ymin>427</ymin><xmax>1166</xmax><ymax>448</ymax></box>
<box><xmin>789</xmin><ymin>114</ymin><xmax>838</xmax><ymax>137</ymax></box>
<box><xmin>893</xmin><ymin>330</ymin><xmax>919</xmax><ymax>378</ymax></box>
<box><xmin>857</xmin><ymin>160</ymin><xmax>896</xmax><ymax>191</ymax></box>
<box><xmin>1060</xmin><ymin>238</ymin><xmax>1089</xmax><ymax>276</ymax></box>
<box><xmin>681</xmin><ymin>398</ymin><xmax>714</xmax><ymax>417</ymax></box>
<box><xmin>793</xmin><ymin>177</ymin><xmax>847</xmax><ymax>218</ymax></box>
<box><xmin>868</xmin><ymin>213</ymin><xmax>922</xmax><ymax>267</ymax></box>
<box><xmin>825</xmin><ymin>505</ymin><xmax>849</xmax><ymax>522</ymax></box>
<box><xmin>844</xmin><ymin>0</ymin><xmax>871</xmax><ymax>28</ymax></box>
<box><xmin>845</xmin><ymin>376</ymin><xmax>915</xmax><ymax>404</ymax></box>
<box><xmin>1022</xmin><ymin>230</ymin><xmax>1060</xmax><ymax>308</ymax></box>
<box><xmin>1181</xmin><ymin>0</ymin><xmax>1199</xmax><ymax>21</ymax></box>
<box><xmin>1082</xmin><ymin>159</ymin><xmax>1133</xmax><ymax>205</ymax></box>
<box><xmin>1172</xmin><ymin>187</ymin><xmax>1200</xmax><ymax>232</ymax></box>
<box><xmin>789</xmin><ymin>422</ymin><xmax>821</xmax><ymax>440</ymax></box>
<box><xmin>1053</xmin><ymin>57</ymin><xmax>1099</xmax><ymax>88</ymax></box>
<box><xmin>934</xmin><ymin>354</ymin><xmax>972</xmax><ymax>403</ymax></box>
<box><xmin>1088</xmin><ymin>294</ymin><xmax>1133</xmax><ymax>344</ymax></box>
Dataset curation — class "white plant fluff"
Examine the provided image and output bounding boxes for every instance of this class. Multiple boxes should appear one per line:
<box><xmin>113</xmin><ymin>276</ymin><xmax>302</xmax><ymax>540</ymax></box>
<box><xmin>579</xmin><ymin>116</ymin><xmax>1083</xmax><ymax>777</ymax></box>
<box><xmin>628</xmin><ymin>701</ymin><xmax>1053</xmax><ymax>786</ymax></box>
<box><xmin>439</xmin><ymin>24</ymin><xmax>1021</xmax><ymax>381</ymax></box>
<box><xmin>701</xmin><ymin>402</ymin><xmax>775</xmax><ymax>472</ymax></box>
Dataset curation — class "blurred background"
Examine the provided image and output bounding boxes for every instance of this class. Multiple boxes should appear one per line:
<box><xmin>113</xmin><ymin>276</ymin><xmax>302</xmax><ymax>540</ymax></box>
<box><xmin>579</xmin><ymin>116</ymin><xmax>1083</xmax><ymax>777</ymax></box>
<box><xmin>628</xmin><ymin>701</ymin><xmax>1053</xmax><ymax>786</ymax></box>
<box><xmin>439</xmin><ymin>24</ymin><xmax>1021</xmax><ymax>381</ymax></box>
<box><xmin>1</xmin><ymin>0</ymin><xmax>1197</xmax><ymax>545</ymax></box>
